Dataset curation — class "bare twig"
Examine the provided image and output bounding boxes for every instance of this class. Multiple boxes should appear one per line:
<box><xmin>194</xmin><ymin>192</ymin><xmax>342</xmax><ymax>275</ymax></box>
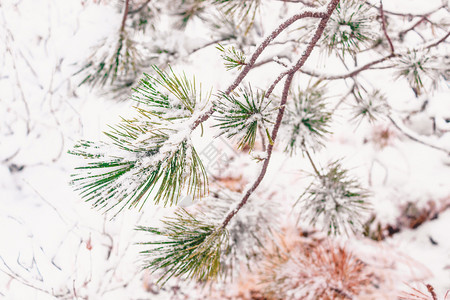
<box><xmin>388</xmin><ymin>115</ymin><xmax>450</xmax><ymax>155</ymax></box>
<box><xmin>424</xmin><ymin>30</ymin><xmax>450</xmax><ymax>49</ymax></box>
<box><xmin>299</xmin><ymin>54</ymin><xmax>396</xmax><ymax>80</ymax></box>
<box><xmin>379</xmin><ymin>0</ymin><xmax>395</xmax><ymax>53</ymax></box>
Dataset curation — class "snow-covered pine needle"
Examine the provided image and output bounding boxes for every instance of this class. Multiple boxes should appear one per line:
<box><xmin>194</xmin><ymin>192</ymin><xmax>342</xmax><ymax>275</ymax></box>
<box><xmin>214</xmin><ymin>0</ymin><xmax>261</xmax><ymax>33</ymax></box>
<box><xmin>77</xmin><ymin>30</ymin><xmax>147</xmax><ymax>88</ymax></box>
<box><xmin>394</xmin><ymin>49</ymin><xmax>446</xmax><ymax>95</ymax></box>
<box><xmin>216</xmin><ymin>43</ymin><xmax>247</xmax><ymax>71</ymax></box>
<box><xmin>198</xmin><ymin>189</ymin><xmax>277</xmax><ymax>279</ymax></box>
<box><xmin>138</xmin><ymin>188</ymin><xmax>277</xmax><ymax>284</ymax></box>
<box><xmin>214</xmin><ymin>85</ymin><xmax>275</xmax><ymax>152</ymax></box>
<box><xmin>321</xmin><ymin>0</ymin><xmax>377</xmax><ymax>57</ymax></box>
<box><xmin>283</xmin><ymin>84</ymin><xmax>332</xmax><ymax>154</ymax></box>
<box><xmin>138</xmin><ymin>209</ymin><xmax>229</xmax><ymax>285</ymax></box>
<box><xmin>296</xmin><ymin>160</ymin><xmax>370</xmax><ymax>236</ymax></box>
<box><xmin>351</xmin><ymin>90</ymin><xmax>390</xmax><ymax>125</ymax></box>
<box><xmin>70</xmin><ymin>67</ymin><xmax>210</xmax><ymax>213</ymax></box>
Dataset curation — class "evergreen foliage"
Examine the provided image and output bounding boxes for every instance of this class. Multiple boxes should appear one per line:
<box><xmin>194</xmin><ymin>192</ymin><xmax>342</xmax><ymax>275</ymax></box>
<box><xmin>138</xmin><ymin>209</ymin><xmax>228</xmax><ymax>284</ymax></box>
<box><xmin>216</xmin><ymin>43</ymin><xmax>247</xmax><ymax>70</ymax></box>
<box><xmin>322</xmin><ymin>0</ymin><xmax>377</xmax><ymax>56</ymax></box>
<box><xmin>138</xmin><ymin>189</ymin><xmax>274</xmax><ymax>283</ymax></box>
<box><xmin>70</xmin><ymin>67</ymin><xmax>209</xmax><ymax>213</ymax></box>
<box><xmin>395</xmin><ymin>50</ymin><xmax>443</xmax><ymax>95</ymax></box>
<box><xmin>351</xmin><ymin>90</ymin><xmax>389</xmax><ymax>125</ymax></box>
<box><xmin>283</xmin><ymin>84</ymin><xmax>331</xmax><ymax>154</ymax></box>
<box><xmin>77</xmin><ymin>31</ymin><xmax>147</xmax><ymax>87</ymax></box>
<box><xmin>296</xmin><ymin>160</ymin><xmax>370</xmax><ymax>236</ymax></box>
<box><xmin>214</xmin><ymin>86</ymin><xmax>274</xmax><ymax>151</ymax></box>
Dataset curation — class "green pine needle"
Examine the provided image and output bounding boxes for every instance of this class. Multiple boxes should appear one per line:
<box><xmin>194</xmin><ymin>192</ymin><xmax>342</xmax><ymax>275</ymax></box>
<box><xmin>214</xmin><ymin>0</ymin><xmax>261</xmax><ymax>33</ymax></box>
<box><xmin>351</xmin><ymin>90</ymin><xmax>389</xmax><ymax>125</ymax></box>
<box><xmin>322</xmin><ymin>1</ymin><xmax>376</xmax><ymax>56</ymax></box>
<box><xmin>394</xmin><ymin>50</ymin><xmax>442</xmax><ymax>94</ymax></box>
<box><xmin>214</xmin><ymin>86</ymin><xmax>274</xmax><ymax>151</ymax></box>
<box><xmin>138</xmin><ymin>209</ymin><xmax>229</xmax><ymax>285</ymax></box>
<box><xmin>296</xmin><ymin>160</ymin><xmax>370</xmax><ymax>236</ymax></box>
<box><xmin>216</xmin><ymin>44</ymin><xmax>247</xmax><ymax>71</ymax></box>
<box><xmin>283</xmin><ymin>84</ymin><xmax>331</xmax><ymax>154</ymax></box>
<box><xmin>77</xmin><ymin>31</ymin><xmax>145</xmax><ymax>87</ymax></box>
<box><xmin>70</xmin><ymin>67</ymin><xmax>210</xmax><ymax>213</ymax></box>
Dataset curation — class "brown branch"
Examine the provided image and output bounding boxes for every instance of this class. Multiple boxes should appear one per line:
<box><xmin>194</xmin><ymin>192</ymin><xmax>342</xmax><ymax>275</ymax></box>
<box><xmin>221</xmin><ymin>0</ymin><xmax>341</xmax><ymax>229</ymax></box>
<box><xmin>191</xmin><ymin>6</ymin><xmax>326</xmax><ymax>131</ymax></box>
<box><xmin>224</xmin><ymin>9</ymin><xmax>326</xmax><ymax>95</ymax></box>
<box><xmin>299</xmin><ymin>54</ymin><xmax>396</xmax><ymax>80</ymax></box>
<box><xmin>295</xmin><ymin>28</ymin><xmax>447</xmax><ymax>81</ymax></box>
<box><xmin>398</xmin><ymin>16</ymin><xmax>427</xmax><ymax>38</ymax></box>
<box><xmin>379</xmin><ymin>0</ymin><xmax>394</xmax><ymax>53</ymax></box>
<box><xmin>120</xmin><ymin>0</ymin><xmax>130</xmax><ymax>33</ymax></box>
<box><xmin>426</xmin><ymin>284</ymin><xmax>438</xmax><ymax>300</ymax></box>
<box><xmin>425</xmin><ymin>30</ymin><xmax>450</xmax><ymax>49</ymax></box>
<box><xmin>221</xmin><ymin>73</ymin><xmax>295</xmax><ymax>228</ymax></box>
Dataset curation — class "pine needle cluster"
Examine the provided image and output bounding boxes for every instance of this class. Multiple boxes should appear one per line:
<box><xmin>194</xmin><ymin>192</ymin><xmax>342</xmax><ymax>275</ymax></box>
<box><xmin>351</xmin><ymin>90</ymin><xmax>390</xmax><ymax>125</ymax></box>
<box><xmin>395</xmin><ymin>50</ymin><xmax>445</xmax><ymax>95</ymax></box>
<box><xmin>139</xmin><ymin>188</ymin><xmax>275</xmax><ymax>284</ymax></box>
<box><xmin>77</xmin><ymin>31</ymin><xmax>147</xmax><ymax>88</ymax></box>
<box><xmin>296</xmin><ymin>161</ymin><xmax>370</xmax><ymax>235</ymax></box>
<box><xmin>216</xmin><ymin>43</ymin><xmax>247</xmax><ymax>70</ymax></box>
<box><xmin>198</xmin><ymin>189</ymin><xmax>277</xmax><ymax>278</ymax></box>
<box><xmin>214</xmin><ymin>0</ymin><xmax>261</xmax><ymax>33</ymax></box>
<box><xmin>70</xmin><ymin>67</ymin><xmax>210</xmax><ymax>213</ymax></box>
<box><xmin>214</xmin><ymin>86</ymin><xmax>275</xmax><ymax>151</ymax></box>
<box><xmin>138</xmin><ymin>209</ymin><xmax>229</xmax><ymax>285</ymax></box>
<box><xmin>283</xmin><ymin>84</ymin><xmax>332</xmax><ymax>154</ymax></box>
<box><xmin>322</xmin><ymin>0</ymin><xmax>377</xmax><ymax>56</ymax></box>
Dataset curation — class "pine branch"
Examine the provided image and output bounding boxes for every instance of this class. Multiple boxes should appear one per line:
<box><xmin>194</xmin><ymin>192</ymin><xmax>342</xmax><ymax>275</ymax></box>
<box><xmin>221</xmin><ymin>0</ymin><xmax>341</xmax><ymax>229</ymax></box>
<box><xmin>213</xmin><ymin>0</ymin><xmax>261</xmax><ymax>33</ymax></box>
<box><xmin>70</xmin><ymin>67</ymin><xmax>210</xmax><ymax>213</ymax></box>
<box><xmin>120</xmin><ymin>0</ymin><xmax>130</xmax><ymax>32</ymax></box>
<box><xmin>139</xmin><ymin>188</ymin><xmax>276</xmax><ymax>284</ymax></box>
<box><xmin>283</xmin><ymin>83</ymin><xmax>332</xmax><ymax>154</ymax></box>
<box><xmin>321</xmin><ymin>0</ymin><xmax>377</xmax><ymax>57</ymax></box>
<box><xmin>191</xmin><ymin>5</ymin><xmax>327</xmax><ymax>131</ymax></box>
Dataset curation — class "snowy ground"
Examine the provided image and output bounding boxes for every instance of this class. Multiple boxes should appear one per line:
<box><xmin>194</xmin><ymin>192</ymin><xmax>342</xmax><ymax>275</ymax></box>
<box><xmin>1</xmin><ymin>0</ymin><xmax>449</xmax><ymax>299</ymax></box>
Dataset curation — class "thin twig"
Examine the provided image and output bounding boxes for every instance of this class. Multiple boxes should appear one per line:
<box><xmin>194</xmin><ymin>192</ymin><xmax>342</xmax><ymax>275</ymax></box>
<box><xmin>424</xmin><ymin>30</ymin><xmax>450</xmax><ymax>49</ymax></box>
<box><xmin>379</xmin><ymin>0</ymin><xmax>394</xmax><ymax>53</ymax></box>
<box><xmin>299</xmin><ymin>54</ymin><xmax>396</xmax><ymax>80</ymax></box>
<box><xmin>221</xmin><ymin>73</ymin><xmax>295</xmax><ymax>228</ymax></box>
<box><xmin>305</xmin><ymin>149</ymin><xmax>322</xmax><ymax>178</ymax></box>
<box><xmin>388</xmin><ymin>115</ymin><xmax>450</xmax><ymax>155</ymax></box>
